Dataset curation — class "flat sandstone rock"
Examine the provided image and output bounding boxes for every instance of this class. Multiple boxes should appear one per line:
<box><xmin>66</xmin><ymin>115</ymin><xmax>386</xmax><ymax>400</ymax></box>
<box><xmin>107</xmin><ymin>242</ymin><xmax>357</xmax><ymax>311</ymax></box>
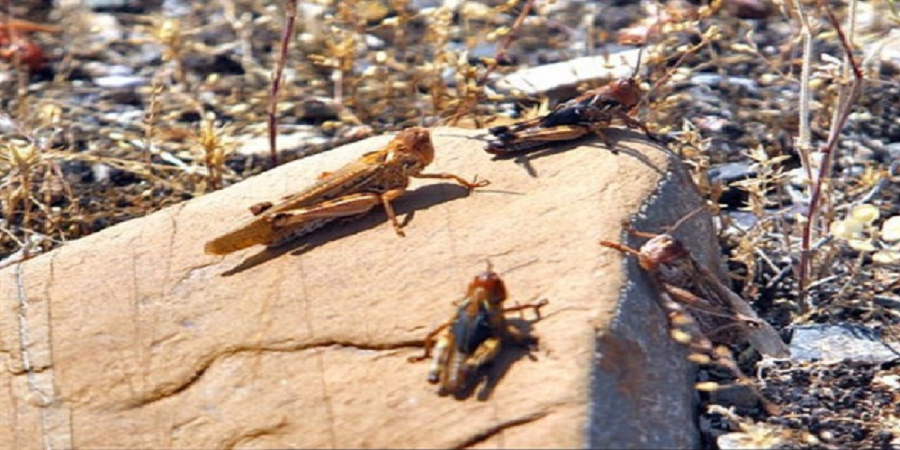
<box><xmin>1</xmin><ymin>127</ymin><xmax>719</xmax><ymax>449</ymax></box>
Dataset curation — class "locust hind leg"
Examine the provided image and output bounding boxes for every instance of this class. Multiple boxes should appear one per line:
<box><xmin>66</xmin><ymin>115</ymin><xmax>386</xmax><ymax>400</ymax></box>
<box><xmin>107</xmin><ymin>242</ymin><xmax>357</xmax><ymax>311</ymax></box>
<box><xmin>485</xmin><ymin>125</ymin><xmax>592</xmax><ymax>155</ymax></box>
<box><xmin>268</xmin><ymin>188</ymin><xmax>409</xmax><ymax>237</ymax></box>
<box><xmin>464</xmin><ymin>337</ymin><xmax>502</xmax><ymax>374</ymax></box>
<box><xmin>428</xmin><ymin>333</ymin><xmax>451</xmax><ymax>385</ymax></box>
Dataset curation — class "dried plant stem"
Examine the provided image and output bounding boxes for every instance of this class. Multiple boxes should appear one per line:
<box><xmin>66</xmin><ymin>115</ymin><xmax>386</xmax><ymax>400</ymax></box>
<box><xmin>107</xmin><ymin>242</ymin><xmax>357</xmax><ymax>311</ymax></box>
<box><xmin>797</xmin><ymin>1</ymin><xmax>863</xmax><ymax>311</ymax></box>
<box><xmin>795</xmin><ymin>1</ymin><xmax>813</xmax><ymax>177</ymax></box>
<box><xmin>477</xmin><ymin>0</ymin><xmax>535</xmax><ymax>86</ymax></box>
<box><xmin>143</xmin><ymin>74</ymin><xmax>163</xmax><ymax>176</ymax></box>
<box><xmin>267</xmin><ymin>0</ymin><xmax>299</xmax><ymax>168</ymax></box>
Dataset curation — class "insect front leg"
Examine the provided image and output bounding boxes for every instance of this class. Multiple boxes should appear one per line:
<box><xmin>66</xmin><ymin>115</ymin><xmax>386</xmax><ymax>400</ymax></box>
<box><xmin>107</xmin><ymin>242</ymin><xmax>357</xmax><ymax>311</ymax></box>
<box><xmin>599</xmin><ymin>240</ymin><xmax>643</xmax><ymax>257</ymax></box>
<box><xmin>378</xmin><ymin>187</ymin><xmax>408</xmax><ymax>236</ymax></box>
<box><xmin>413</xmin><ymin>173</ymin><xmax>490</xmax><ymax>190</ymax></box>
<box><xmin>585</xmin><ymin>122</ymin><xmax>614</xmax><ymax>151</ymax></box>
<box><xmin>614</xmin><ymin>112</ymin><xmax>657</xmax><ymax>142</ymax></box>
<box><xmin>619</xmin><ymin>221</ymin><xmax>660</xmax><ymax>240</ymax></box>
<box><xmin>501</xmin><ymin>298</ymin><xmax>549</xmax><ymax>320</ymax></box>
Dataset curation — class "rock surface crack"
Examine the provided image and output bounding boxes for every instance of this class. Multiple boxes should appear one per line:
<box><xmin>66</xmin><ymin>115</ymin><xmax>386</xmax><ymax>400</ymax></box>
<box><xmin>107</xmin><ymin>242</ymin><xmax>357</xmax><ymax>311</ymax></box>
<box><xmin>453</xmin><ymin>410</ymin><xmax>551</xmax><ymax>449</ymax></box>
<box><xmin>124</xmin><ymin>339</ymin><xmax>422</xmax><ymax>409</ymax></box>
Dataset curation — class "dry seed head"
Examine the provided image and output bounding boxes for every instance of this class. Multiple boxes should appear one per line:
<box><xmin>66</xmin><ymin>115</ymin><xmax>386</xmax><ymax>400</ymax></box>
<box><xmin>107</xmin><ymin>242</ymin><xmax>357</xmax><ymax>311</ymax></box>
<box><xmin>695</xmin><ymin>381</ymin><xmax>720</xmax><ymax>392</ymax></box>
<box><xmin>1</xmin><ymin>142</ymin><xmax>40</xmax><ymax>172</ymax></box>
<box><xmin>881</xmin><ymin>217</ymin><xmax>900</xmax><ymax>242</ymax></box>
<box><xmin>688</xmin><ymin>353</ymin><xmax>711</xmax><ymax>364</ymax></box>
<box><xmin>671</xmin><ymin>329</ymin><xmax>693</xmax><ymax>344</ymax></box>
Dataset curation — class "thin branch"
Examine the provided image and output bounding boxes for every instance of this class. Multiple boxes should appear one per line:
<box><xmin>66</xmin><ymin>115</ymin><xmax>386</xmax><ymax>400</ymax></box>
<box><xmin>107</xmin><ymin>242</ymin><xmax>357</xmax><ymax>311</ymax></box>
<box><xmin>267</xmin><ymin>0</ymin><xmax>299</xmax><ymax>168</ymax></box>
<box><xmin>795</xmin><ymin>2</ymin><xmax>813</xmax><ymax>177</ymax></box>
<box><xmin>477</xmin><ymin>0</ymin><xmax>536</xmax><ymax>87</ymax></box>
<box><xmin>797</xmin><ymin>1</ymin><xmax>864</xmax><ymax>311</ymax></box>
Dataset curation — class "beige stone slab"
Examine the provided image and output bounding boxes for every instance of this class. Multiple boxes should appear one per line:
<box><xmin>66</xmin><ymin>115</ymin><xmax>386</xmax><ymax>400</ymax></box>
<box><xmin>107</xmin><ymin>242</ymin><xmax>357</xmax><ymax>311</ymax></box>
<box><xmin>0</xmin><ymin>127</ymin><xmax>709</xmax><ymax>449</ymax></box>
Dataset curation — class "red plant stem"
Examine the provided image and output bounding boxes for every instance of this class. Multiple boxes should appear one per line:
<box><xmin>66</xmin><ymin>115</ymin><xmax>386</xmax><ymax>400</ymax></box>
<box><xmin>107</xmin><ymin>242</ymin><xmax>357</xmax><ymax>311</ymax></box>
<box><xmin>797</xmin><ymin>2</ymin><xmax>863</xmax><ymax>310</ymax></box>
<box><xmin>477</xmin><ymin>0</ymin><xmax>535</xmax><ymax>86</ymax></box>
<box><xmin>267</xmin><ymin>0</ymin><xmax>298</xmax><ymax>168</ymax></box>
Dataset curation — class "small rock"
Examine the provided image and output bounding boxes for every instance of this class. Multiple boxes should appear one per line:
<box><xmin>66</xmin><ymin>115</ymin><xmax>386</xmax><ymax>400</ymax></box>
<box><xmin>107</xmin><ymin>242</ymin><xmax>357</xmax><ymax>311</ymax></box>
<box><xmin>496</xmin><ymin>48</ymin><xmax>643</xmax><ymax>97</ymax></box>
<box><xmin>885</xmin><ymin>142</ymin><xmax>900</xmax><ymax>160</ymax></box>
<box><xmin>298</xmin><ymin>97</ymin><xmax>341</xmax><ymax>122</ymax></box>
<box><xmin>788</xmin><ymin>323</ymin><xmax>900</xmax><ymax>364</ymax></box>
<box><xmin>91</xmin><ymin>163</ymin><xmax>112</xmax><ymax>184</ymax></box>
<box><xmin>84</xmin><ymin>13</ymin><xmax>124</xmax><ymax>43</ymax></box>
<box><xmin>691</xmin><ymin>74</ymin><xmax>759</xmax><ymax>94</ymax></box>
<box><xmin>710</xmin><ymin>384</ymin><xmax>764</xmax><ymax>411</ymax></box>
<box><xmin>86</xmin><ymin>0</ymin><xmax>162</xmax><ymax>13</ymax></box>
<box><xmin>234</xmin><ymin>130</ymin><xmax>321</xmax><ymax>157</ymax></box>
<box><xmin>725</xmin><ymin>211</ymin><xmax>760</xmax><ymax>231</ymax></box>
<box><xmin>709</xmin><ymin>162</ymin><xmax>755</xmax><ymax>185</ymax></box>
<box><xmin>80</xmin><ymin>62</ymin><xmax>134</xmax><ymax>80</ymax></box>
<box><xmin>364</xmin><ymin>34</ymin><xmax>385</xmax><ymax>50</ymax></box>
<box><xmin>725</xmin><ymin>0</ymin><xmax>776</xmax><ymax>19</ymax></box>
<box><xmin>94</xmin><ymin>75</ymin><xmax>147</xmax><ymax>89</ymax></box>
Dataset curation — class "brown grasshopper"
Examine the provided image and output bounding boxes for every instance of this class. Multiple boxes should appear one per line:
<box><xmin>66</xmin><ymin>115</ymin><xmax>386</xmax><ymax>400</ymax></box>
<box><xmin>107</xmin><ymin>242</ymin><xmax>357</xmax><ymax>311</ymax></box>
<box><xmin>485</xmin><ymin>49</ymin><xmax>655</xmax><ymax>155</ymax></box>
<box><xmin>408</xmin><ymin>262</ymin><xmax>549</xmax><ymax>397</ymax></box>
<box><xmin>204</xmin><ymin>127</ymin><xmax>489</xmax><ymax>255</ymax></box>
<box><xmin>600</xmin><ymin>211</ymin><xmax>786</xmax><ymax>414</ymax></box>
<box><xmin>599</xmin><ymin>210</ymin><xmax>789</xmax><ymax>359</ymax></box>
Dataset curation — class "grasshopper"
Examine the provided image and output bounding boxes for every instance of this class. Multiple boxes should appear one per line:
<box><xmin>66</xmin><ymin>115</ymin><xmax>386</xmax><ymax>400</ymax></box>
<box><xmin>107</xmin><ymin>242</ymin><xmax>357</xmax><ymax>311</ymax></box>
<box><xmin>204</xmin><ymin>127</ymin><xmax>489</xmax><ymax>255</ymax></box>
<box><xmin>600</xmin><ymin>211</ymin><xmax>786</xmax><ymax>415</ymax></box>
<box><xmin>408</xmin><ymin>262</ymin><xmax>549</xmax><ymax>397</ymax></box>
<box><xmin>485</xmin><ymin>49</ymin><xmax>655</xmax><ymax>155</ymax></box>
<box><xmin>599</xmin><ymin>210</ymin><xmax>789</xmax><ymax>358</ymax></box>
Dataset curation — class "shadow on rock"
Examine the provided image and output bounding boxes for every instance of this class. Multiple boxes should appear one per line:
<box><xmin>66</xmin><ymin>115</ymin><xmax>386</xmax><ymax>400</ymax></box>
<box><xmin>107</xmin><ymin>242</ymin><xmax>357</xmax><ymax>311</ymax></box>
<box><xmin>451</xmin><ymin>317</ymin><xmax>543</xmax><ymax>402</ymax></box>
<box><xmin>221</xmin><ymin>183</ymin><xmax>472</xmax><ymax>276</ymax></box>
<box><xmin>487</xmin><ymin>128</ymin><xmax>666</xmax><ymax>178</ymax></box>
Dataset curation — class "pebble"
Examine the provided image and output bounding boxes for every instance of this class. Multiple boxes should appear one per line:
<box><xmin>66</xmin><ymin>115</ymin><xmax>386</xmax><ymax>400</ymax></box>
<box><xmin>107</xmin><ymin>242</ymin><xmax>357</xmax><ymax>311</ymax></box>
<box><xmin>94</xmin><ymin>76</ymin><xmax>147</xmax><ymax>89</ymax></box>
<box><xmin>788</xmin><ymin>323</ymin><xmax>900</xmax><ymax>364</ymax></box>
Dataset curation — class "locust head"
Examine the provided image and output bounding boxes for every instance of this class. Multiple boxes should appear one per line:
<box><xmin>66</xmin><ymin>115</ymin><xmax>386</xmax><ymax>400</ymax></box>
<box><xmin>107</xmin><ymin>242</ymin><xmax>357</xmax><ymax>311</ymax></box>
<box><xmin>611</xmin><ymin>45</ymin><xmax>645</xmax><ymax>111</ymax></box>
<box><xmin>609</xmin><ymin>76</ymin><xmax>642</xmax><ymax>111</ymax></box>
<box><xmin>391</xmin><ymin>126</ymin><xmax>434</xmax><ymax>172</ymax></box>
<box><xmin>466</xmin><ymin>262</ymin><xmax>508</xmax><ymax>310</ymax></box>
<box><xmin>639</xmin><ymin>234</ymin><xmax>688</xmax><ymax>272</ymax></box>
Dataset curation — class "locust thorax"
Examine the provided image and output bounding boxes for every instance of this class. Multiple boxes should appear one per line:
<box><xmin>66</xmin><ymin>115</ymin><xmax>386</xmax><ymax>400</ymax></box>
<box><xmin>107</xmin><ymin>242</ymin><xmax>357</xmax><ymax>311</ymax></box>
<box><xmin>639</xmin><ymin>234</ymin><xmax>689</xmax><ymax>272</ymax></box>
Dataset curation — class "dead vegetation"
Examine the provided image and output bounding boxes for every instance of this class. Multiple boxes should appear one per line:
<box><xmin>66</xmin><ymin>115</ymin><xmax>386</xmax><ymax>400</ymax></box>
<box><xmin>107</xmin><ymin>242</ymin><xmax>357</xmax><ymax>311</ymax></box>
<box><xmin>1</xmin><ymin>0</ymin><xmax>899</xmax><ymax>447</ymax></box>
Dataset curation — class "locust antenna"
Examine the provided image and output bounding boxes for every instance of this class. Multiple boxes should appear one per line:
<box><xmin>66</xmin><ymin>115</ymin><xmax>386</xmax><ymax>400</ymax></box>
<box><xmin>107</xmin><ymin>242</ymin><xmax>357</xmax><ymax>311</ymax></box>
<box><xmin>632</xmin><ymin>45</ymin><xmax>645</xmax><ymax>81</ymax></box>
<box><xmin>664</xmin><ymin>206</ymin><xmax>708</xmax><ymax>235</ymax></box>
